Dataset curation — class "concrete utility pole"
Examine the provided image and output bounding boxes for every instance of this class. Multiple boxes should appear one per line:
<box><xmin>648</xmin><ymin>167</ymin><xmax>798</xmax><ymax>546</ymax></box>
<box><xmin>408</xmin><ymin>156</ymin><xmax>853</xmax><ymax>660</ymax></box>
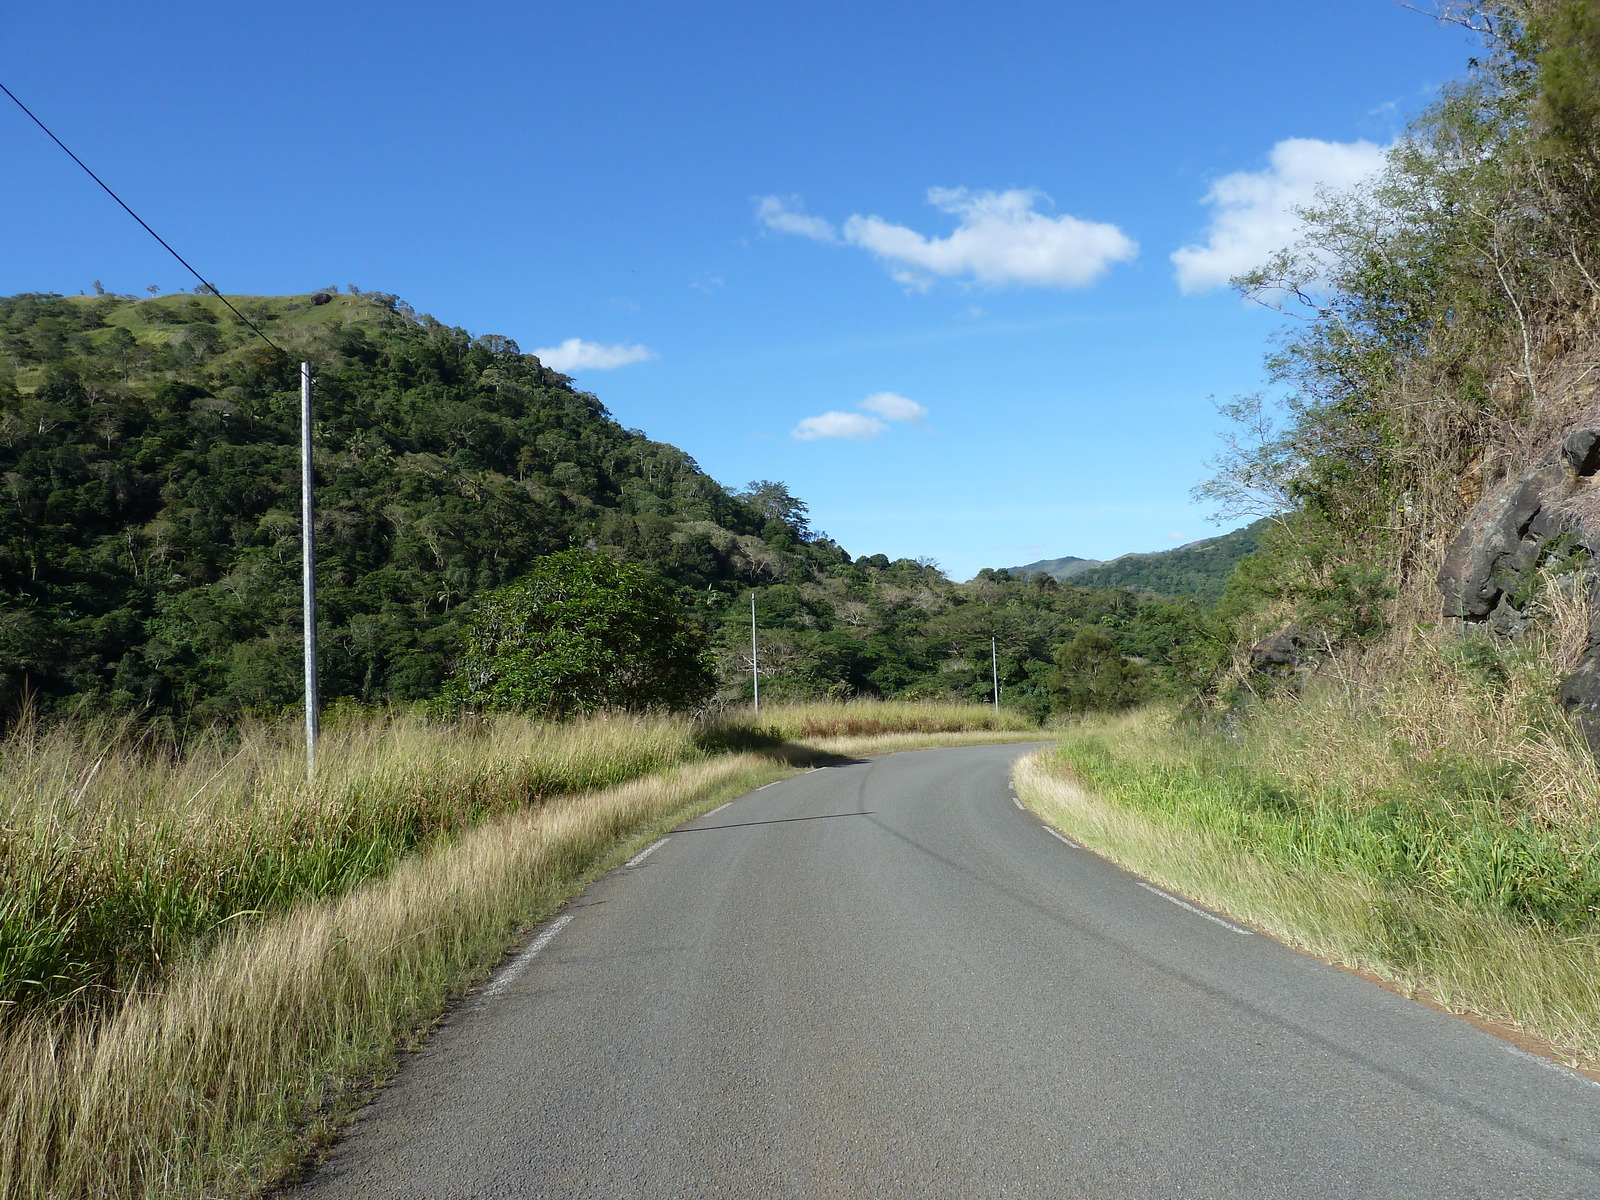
<box><xmin>301</xmin><ymin>362</ymin><xmax>320</xmax><ymax>777</ymax></box>
<box><xmin>751</xmin><ymin>593</ymin><xmax>760</xmax><ymax>713</ymax></box>
<box><xmin>992</xmin><ymin>635</ymin><xmax>1000</xmax><ymax>714</ymax></box>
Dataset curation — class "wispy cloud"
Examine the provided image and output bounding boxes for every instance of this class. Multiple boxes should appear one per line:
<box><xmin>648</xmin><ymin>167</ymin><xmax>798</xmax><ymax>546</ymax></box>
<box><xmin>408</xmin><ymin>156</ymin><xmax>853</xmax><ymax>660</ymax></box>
<box><xmin>792</xmin><ymin>391</ymin><xmax>929</xmax><ymax>442</ymax></box>
<box><xmin>758</xmin><ymin>188</ymin><xmax>1137</xmax><ymax>290</ymax></box>
<box><xmin>792</xmin><ymin>411</ymin><xmax>889</xmax><ymax>441</ymax></box>
<box><xmin>1171</xmin><ymin>138</ymin><xmax>1390</xmax><ymax>294</ymax></box>
<box><xmin>531</xmin><ymin>338</ymin><xmax>657</xmax><ymax>372</ymax></box>
<box><xmin>756</xmin><ymin>195</ymin><xmax>838</xmax><ymax>242</ymax></box>
<box><xmin>859</xmin><ymin>391</ymin><xmax>927</xmax><ymax>424</ymax></box>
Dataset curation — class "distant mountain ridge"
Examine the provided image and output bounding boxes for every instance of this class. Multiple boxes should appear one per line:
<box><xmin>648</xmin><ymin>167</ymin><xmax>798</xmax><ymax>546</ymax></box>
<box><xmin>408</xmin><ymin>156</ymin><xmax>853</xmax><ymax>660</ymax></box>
<box><xmin>1006</xmin><ymin>554</ymin><xmax>1100</xmax><ymax>579</ymax></box>
<box><xmin>1003</xmin><ymin>519</ymin><xmax>1269</xmax><ymax>603</ymax></box>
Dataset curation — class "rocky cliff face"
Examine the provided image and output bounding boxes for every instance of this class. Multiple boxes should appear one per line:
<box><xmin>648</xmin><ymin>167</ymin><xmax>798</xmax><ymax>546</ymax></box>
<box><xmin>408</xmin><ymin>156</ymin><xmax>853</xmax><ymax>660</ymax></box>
<box><xmin>1438</xmin><ymin>429</ymin><xmax>1600</xmax><ymax>743</ymax></box>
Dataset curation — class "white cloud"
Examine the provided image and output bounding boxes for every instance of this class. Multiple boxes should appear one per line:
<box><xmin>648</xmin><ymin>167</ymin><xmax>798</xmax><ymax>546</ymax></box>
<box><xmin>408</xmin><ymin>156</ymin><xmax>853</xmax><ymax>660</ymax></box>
<box><xmin>755</xmin><ymin>195</ymin><xmax>838</xmax><ymax>242</ymax></box>
<box><xmin>531</xmin><ymin>338</ymin><xmax>657</xmax><ymax>372</ymax></box>
<box><xmin>792</xmin><ymin>391</ymin><xmax>929</xmax><ymax>441</ymax></box>
<box><xmin>843</xmin><ymin>188</ymin><xmax>1137</xmax><ymax>290</ymax></box>
<box><xmin>792</xmin><ymin>411</ymin><xmax>888</xmax><ymax>441</ymax></box>
<box><xmin>1171</xmin><ymin>138</ymin><xmax>1390</xmax><ymax>294</ymax></box>
<box><xmin>859</xmin><ymin>391</ymin><xmax>928</xmax><ymax>424</ymax></box>
<box><xmin>757</xmin><ymin>187</ymin><xmax>1136</xmax><ymax>289</ymax></box>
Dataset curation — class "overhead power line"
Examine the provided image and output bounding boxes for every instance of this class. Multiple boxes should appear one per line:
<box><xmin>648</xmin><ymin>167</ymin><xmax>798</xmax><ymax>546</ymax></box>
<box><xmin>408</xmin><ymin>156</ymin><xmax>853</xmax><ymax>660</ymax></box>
<box><xmin>2</xmin><ymin>79</ymin><xmax>322</xmax><ymax>772</ymax></box>
<box><xmin>0</xmin><ymin>79</ymin><xmax>286</xmax><ymax>353</ymax></box>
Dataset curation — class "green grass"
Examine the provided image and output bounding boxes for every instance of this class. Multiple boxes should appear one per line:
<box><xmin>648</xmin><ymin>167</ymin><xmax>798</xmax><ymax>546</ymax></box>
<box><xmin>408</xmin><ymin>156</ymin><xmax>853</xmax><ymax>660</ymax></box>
<box><xmin>71</xmin><ymin>290</ymin><xmax>377</xmax><ymax>337</ymax></box>
<box><xmin>1054</xmin><ymin>726</ymin><xmax>1600</xmax><ymax>939</ymax></box>
<box><xmin>1017</xmin><ymin>633</ymin><xmax>1600</xmax><ymax>1066</ymax></box>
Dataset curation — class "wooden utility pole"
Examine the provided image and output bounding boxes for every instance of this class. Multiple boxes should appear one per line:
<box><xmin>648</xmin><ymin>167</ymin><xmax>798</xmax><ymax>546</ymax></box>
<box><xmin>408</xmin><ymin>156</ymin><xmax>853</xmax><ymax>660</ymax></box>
<box><xmin>751</xmin><ymin>593</ymin><xmax>760</xmax><ymax>713</ymax></box>
<box><xmin>301</xmin><ymin>362</ymin><xmax>320</xmax><ymax>776</ymax></box>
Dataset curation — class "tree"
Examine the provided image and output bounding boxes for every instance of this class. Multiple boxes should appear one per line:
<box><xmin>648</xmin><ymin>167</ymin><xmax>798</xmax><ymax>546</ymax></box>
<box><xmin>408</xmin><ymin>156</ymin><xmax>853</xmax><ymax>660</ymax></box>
<box><xmin>439</xmin><ymin>549</ymin><xmax>716</xmax><ymax>716</ymax></box>
<box><xmin>736</xmin><ymin>480</ymin><xmax>810</xmax><ymax>542</ymax></box>
<box><xmin>1051</xmin><ymin>628</ymin><xmax>1146</xmax><ymax>714</ymax></box>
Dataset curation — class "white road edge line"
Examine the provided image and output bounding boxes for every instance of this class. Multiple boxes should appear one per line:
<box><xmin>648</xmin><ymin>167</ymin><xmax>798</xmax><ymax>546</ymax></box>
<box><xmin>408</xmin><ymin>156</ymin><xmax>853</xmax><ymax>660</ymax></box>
<box><xmin>1502</xmin><ymin>1044</ymin><xmax>1600</xmax><ymax>1089</ymax></box>
<box><xmin>1044</xmin><ymin>827</ymin><xmax>1080</xmax><ymax>848</ymax></box>
<box><xmin>756</xmin><ymin>781</ymin><xmax>779</xmax><ymax>791</ymax></box>
<box><xmin>625</xmin><ymin>837</ymin><xmax>670</xmax><ymax>867</ymax></box>
<box><xmin>1135</xmin><ymin>881</ymin><xmax>1252</xmax><ymax>935</ymax></box>
<box><xmin>484</xmin><ymin>913</ymin><xmax>574</xmax><ymax>998</ymax></box>
<box><xmin>1012</xmin><ymin>795</ymin><xmax>1025</xmax><ymax>810</ymax></box>
<box><xmin>703</xmin><ymin>800</ymin><xmax>733</xmax><ymax>816</ymax></box>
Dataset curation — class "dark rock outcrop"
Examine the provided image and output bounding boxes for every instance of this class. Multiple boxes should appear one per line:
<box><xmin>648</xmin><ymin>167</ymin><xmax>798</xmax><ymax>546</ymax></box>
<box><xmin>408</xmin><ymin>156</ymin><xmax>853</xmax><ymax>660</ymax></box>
<box><xmin>1563</xmin><ymin>428</ymin><xmax>1600</xmax><ymax>478</ymax></box>
<box><xmin>1561</xmin><ymin>650</ymin><xmax>1600</xmax><ymax>751</ymax></box>
<box><xmin>1438</xmin><ymin>463</ymin><xmax>1571</xmax><ymax>619</ymax></box>
<box><xmin>1438</xmin><ymin>427</ymin><xmax>1600</xmax><ymax>748</ymax></box>
<box><xmin>1249</xmin><ymin>624</ymin><xmax>1322</xmax><ymax>688</ymax></box>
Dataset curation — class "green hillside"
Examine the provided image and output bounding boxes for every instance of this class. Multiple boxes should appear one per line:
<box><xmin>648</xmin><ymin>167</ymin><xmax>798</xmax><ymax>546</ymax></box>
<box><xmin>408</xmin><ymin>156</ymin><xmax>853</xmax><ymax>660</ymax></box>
<box><xmin>1008</xmin><ymin>520</ymin><xmax>1268</xmax><ymax>602</ymax></box>
<box><xmin>0</xmin><ymin>290</ymin><xmax>809</xmax><ymax>718</ymax></box>
<box><xmin>0</xmin><ymin>288</ymin><xmax>1219</xmax><ymax>724</ymax></box>
<box><xmin>1005</xmin><ymin>553</ymin><xmax>1099</xmax><ymax>579</ymax></box>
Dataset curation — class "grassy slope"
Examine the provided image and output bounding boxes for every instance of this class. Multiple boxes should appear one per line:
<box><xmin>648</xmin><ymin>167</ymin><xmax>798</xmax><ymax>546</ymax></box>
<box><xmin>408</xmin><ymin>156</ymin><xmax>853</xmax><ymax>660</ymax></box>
<box><xmin>0</xmin><ymin>701</ymin><xmax>1039</xmax><ymax>1199</ymax></box>
<box><xmin>1017</xmin><ymin>661</ymin><xmax>1600</xmax><ymax>1071</ymax></box>
<box><xmin>53</xmin><ymin>292</ymin><xmax>379</xmax><ymax>362</ymax></box>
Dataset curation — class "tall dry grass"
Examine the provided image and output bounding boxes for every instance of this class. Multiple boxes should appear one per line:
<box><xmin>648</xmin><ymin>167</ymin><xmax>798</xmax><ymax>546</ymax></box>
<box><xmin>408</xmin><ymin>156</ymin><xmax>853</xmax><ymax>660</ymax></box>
<box><xmin>739</xmin><ymin>698</ymin><xmax>1036</xmax><ymax>741</ymax></box>
<box><xmin>0</xmin><ymin>709</ymin><xmax>703</xmax><ymax>1012</ymax></box>
<box><xmin>0</xmin><ymin>755</ymin><xmax>779</xmax><ymax>1199</ymax></box>
<box><xmin>0</xmin><ymin>700</ymin><xmax>1040</xmax><ymax>1198</ymax></box>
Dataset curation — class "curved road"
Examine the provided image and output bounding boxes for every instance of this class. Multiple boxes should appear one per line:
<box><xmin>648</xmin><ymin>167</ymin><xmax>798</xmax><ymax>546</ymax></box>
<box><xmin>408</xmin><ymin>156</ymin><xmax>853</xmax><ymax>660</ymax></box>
<box><xmin>299</xmin><ymin>744</ymin><xmax>1600</xmax><ymax>1198</ymax></box>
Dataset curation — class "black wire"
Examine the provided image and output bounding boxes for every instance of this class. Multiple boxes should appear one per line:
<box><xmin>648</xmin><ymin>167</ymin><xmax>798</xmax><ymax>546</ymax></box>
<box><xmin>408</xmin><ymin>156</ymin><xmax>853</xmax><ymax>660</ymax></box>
<box><xmin>0</xmin><ymin>79</ymin><xmax>287</xmax><ymax>355</ymax></box>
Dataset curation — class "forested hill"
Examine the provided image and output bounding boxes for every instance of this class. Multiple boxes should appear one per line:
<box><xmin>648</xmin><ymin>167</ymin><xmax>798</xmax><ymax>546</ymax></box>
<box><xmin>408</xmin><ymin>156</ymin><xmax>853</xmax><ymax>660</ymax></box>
<box><xmin>0</xmin><ymin>288</ymin><xmax>1216</xmax><ymax>724</ymax></box>
<box><xmin>1009</xmin><ymin>520</ymin><xmax>1268</xmax><ymax>603</ymax></box>
<box><xmin>0</xmin><ymin>290</ymin><xmax>826</xmax><ymax>719</ymax></box>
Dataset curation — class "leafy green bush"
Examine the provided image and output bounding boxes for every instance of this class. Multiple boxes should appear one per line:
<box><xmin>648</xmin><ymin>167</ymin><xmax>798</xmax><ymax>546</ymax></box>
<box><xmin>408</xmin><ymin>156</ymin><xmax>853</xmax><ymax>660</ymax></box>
<box><xmin>439</xmin><ymin>550</ymin><xmax>717</xmax><ymax>716</ymax></box>
<box><xmin>1051</xmin><ymin>628</ymin><xmax>1147</xmax><ymax>713</ymax></box>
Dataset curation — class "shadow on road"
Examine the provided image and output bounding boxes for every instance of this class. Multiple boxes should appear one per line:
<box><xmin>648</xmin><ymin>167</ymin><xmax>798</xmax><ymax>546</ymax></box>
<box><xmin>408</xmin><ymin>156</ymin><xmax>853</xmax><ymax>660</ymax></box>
<box><xmin>680</xmin><ymin>811</ymin><xmax>876</xmax><ymax>833</ymax></box>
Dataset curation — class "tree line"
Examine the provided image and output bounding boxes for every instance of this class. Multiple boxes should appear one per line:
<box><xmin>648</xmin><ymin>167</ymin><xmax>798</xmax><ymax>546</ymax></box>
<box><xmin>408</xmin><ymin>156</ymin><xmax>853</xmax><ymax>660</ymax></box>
<box><xmin>0</xmin><ymin>288</ymin><xmax>1225</xmax><ymax>727</ymax></box>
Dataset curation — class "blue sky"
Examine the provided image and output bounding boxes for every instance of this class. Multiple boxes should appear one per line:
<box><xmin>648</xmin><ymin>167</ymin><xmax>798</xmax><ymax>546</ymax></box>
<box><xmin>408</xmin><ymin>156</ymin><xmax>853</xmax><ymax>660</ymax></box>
<box><xmin>1</xmin><ymin>2</ymin><xmax>1478</xmax><ymax>578</ymax></box>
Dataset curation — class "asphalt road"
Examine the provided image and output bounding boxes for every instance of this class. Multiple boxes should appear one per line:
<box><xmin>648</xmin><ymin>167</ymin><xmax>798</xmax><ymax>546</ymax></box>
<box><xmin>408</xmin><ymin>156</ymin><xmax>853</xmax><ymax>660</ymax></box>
<box><xmin>297</xmin><ymin>743</ymin><xmax>1600</xmax><ymax>1199</ymax></box>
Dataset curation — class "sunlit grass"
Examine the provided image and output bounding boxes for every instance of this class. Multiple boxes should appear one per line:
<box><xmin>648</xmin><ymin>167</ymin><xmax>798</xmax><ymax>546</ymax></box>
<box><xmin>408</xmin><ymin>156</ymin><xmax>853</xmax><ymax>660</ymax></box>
<box><xmin>0</xmin><ymin>708</ymin><xmax>701</xmax><ymax>1012</ymax></box>
<box><xmin>1017</xmin><ymin>630</ymin><xmax>1600</xmax><ymax>1067</ymax></box>
<box><xmin>0</xmin><ymin>699</ymin><xmax>1039</xmax><ymax>1198</ymax></box>
<box><xmin>0</xmin><ymin>754</ymin><xmax>780</xmax><ymax>1199</ymax></box>
<box><xmin>745</xmin><ymin>698</ymin><xmax>1036</xmax><ymax>740</ymax></box>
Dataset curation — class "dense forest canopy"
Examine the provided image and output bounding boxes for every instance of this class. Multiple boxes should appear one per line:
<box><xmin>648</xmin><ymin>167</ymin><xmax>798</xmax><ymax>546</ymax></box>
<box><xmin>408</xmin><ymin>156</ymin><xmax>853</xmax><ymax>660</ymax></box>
<box><xmin>0</xmin><ymin>289</ymin><xmax>1213</xmax><ymax>725</ymax></box>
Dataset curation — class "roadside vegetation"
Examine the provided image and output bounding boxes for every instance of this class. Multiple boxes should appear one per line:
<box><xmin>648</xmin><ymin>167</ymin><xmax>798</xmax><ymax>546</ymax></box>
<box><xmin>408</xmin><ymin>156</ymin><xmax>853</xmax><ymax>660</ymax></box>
<box><xmin>0</xmin><ymin>699</ymin><xmax>1035</xmax><ymax>1198</ymax></box>
<box><xmin>8</xmin><ymin>0</ymin><xmax>1600</xmax><ymax>1189</ymax></box>
<box><xmin>1020</xmin><ymin>621</ymin><xmax>1600</xmax><ymax>1062</ymax></box>
<box><xmin>1022</xmin><ymin>0</ymin><xmax>1600</xmax><ymax>1067</ymax></box>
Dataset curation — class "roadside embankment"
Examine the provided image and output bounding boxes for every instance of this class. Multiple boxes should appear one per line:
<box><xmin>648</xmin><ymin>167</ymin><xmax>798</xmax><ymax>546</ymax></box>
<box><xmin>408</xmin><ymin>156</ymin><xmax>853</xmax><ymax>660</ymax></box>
<box><xmin>0</xmin><ymin>701</ymin><xmax>1036</xmax><ymax>1199</ymax></box>
<box><xmin>1017</xmin><ymin>682</ymin><xmax>1600</xmax><ymax>1074</ymax></box>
